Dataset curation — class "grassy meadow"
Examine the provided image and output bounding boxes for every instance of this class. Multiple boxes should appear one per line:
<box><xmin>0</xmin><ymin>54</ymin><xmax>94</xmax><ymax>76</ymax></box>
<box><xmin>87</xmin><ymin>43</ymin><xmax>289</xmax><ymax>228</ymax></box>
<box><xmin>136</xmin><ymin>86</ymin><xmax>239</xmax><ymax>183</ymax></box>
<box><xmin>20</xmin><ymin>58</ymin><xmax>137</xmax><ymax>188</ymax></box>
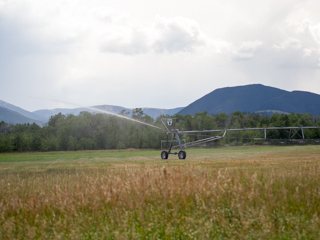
<box><xmin>1</xmin><ymin>145</ymin><xmax>320</xmax><ymax>239</ymax></box>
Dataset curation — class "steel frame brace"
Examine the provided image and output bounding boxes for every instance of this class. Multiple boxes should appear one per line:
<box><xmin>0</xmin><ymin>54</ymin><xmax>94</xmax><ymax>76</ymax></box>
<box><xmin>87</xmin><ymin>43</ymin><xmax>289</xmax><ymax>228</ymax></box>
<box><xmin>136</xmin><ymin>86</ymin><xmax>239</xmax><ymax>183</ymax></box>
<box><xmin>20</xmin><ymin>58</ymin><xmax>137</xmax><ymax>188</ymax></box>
<box><xmin>167</xmin><ymin>130</ymin><xmax>184</xmax><ymax>155</ymax></box>
<box><xmin>178</xmin><ymin>127</ymin><xmax>320</xmax><ymax>141</ymax></box>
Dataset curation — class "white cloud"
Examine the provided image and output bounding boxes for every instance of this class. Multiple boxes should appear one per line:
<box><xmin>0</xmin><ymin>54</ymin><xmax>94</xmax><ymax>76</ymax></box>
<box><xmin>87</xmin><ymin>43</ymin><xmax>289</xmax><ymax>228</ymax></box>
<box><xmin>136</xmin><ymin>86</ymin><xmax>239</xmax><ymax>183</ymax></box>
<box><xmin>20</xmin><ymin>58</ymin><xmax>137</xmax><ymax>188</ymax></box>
<box><xmin>101</xmin><ymin>16</ymin><xmax>209</xmax><ymax>55</ymax></box>
<box><xmin>1</xmin><ymin>0</ymin><xmax>320</xmax><ymax>112</ymax></box>
<box><xmin>293</xmin><ymin>19</ymin><xmax>320</xmax><ymax>45</ymax></box>
<box><xmin>152</xmin><ymin>16</ymin><xmax>207</xmax><ymax>53</ymax></box>
<box><xmin>102</xmin><ymin>27</ymin><xmax>150</xmax><ymax>55</ymax></box>
<box><xmin>271</xmin><ymin>19</ymin><xmax>320</xmax><ymax>68</ymax></box>
<box><xmin>303</xmin><ymin>21</ymin><xmax>320</xmax><ymax>55</ymax></box>
<box><xmin>274</xmin><ymin>38</ymin><xmax>301</xmax><ymax>50</ymax></box>
<box><xmin>303</xmin><ymin>48</ymin><xmax>313</xmax><ymax>57</ymax></box>
<box><xmin>233</xmin><ymin>40</ymin><xmax>263</xmax><ymax>60</ymax></box>
<box><xmin>0</xmin><ymin>0</ymin><xmax>90</xmax><ymax>56</ymax></box>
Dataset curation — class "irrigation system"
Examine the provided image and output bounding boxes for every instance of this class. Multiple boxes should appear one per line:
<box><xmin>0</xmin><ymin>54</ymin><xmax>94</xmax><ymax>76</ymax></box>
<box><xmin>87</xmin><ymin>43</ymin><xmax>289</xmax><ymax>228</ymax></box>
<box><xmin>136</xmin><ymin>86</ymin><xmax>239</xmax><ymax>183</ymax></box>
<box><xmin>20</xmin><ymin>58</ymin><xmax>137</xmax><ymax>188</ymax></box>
<box><xmin>160</xmin><ymin>118</ymin><xmax>320</xmax><ymax>160</ymax></box>
<box><xmin>34</xmin><ymin>97</ymin><xmax>320</xmax><ymax>160</ymax></box>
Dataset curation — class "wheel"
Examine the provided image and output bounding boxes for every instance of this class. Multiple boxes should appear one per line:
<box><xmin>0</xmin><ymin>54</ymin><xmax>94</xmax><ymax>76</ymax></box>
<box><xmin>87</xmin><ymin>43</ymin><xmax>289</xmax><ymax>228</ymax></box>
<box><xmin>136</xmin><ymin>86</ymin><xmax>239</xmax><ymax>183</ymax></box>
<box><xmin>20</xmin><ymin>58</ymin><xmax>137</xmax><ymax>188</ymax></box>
<box><xmin>161</xmin><ymin>150</ymin><xmax>168</xmax><ymax>159</ymax></box>
<box><xmin>178</xmin><ymin>150</ymin><xmax>186</xmax><ymax>159</ymax></box>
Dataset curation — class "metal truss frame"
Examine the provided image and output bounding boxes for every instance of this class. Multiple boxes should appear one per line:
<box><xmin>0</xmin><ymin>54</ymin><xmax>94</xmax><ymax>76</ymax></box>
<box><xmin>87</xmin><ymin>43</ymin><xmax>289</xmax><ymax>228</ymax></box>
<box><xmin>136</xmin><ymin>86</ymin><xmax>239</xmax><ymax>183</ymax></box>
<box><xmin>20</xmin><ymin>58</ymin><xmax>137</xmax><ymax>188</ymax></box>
<box><xmin>178</xmin><ymin>126</ymin><xmax>320</xmax><ymax>141</ymax></box>
<box><xmin>160</xmin><ymin>118</ymin><xmax>320</xmax><ymax>159</ymax></box>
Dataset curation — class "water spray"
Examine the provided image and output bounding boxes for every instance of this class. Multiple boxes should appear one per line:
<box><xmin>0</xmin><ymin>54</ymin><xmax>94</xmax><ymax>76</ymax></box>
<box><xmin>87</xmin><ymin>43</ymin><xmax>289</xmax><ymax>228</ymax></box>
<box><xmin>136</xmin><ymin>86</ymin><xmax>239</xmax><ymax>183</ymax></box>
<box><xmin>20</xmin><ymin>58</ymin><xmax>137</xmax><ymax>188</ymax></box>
<box><xmin>31</xmin><ymin>97</ymin><xmax>164</xmax><ymax>131</ymax></box>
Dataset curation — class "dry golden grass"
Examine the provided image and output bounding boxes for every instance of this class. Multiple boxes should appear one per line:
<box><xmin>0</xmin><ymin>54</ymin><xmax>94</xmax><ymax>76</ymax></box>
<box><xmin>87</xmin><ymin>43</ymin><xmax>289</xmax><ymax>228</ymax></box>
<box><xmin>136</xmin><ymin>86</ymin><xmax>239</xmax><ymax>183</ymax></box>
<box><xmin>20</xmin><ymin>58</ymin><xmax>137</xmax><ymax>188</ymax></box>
<box><xmin>1</xmin><ymin>145</ymin><xmax>320</xmax><ymax>239</ymax></box>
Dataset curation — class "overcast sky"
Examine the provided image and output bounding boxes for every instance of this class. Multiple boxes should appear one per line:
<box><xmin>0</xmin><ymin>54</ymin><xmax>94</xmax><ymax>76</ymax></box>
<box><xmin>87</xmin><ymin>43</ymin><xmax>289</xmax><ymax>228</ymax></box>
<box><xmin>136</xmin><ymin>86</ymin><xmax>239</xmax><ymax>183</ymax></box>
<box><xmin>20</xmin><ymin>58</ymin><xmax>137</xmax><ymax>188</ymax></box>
<box><xmin>1</xmin><ymin>0</ymin><xmax>320</xmax><ymax>111</ymax></box>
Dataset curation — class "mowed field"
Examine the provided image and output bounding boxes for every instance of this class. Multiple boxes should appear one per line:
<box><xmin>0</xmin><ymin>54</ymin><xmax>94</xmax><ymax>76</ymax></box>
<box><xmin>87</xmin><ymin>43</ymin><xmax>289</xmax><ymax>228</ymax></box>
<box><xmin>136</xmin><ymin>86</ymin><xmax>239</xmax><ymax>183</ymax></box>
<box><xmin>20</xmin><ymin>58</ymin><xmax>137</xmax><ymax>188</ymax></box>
<box><xmin>1</xmin><ymin>145</ymin><xmax>320</xmax><ymax>239</ymax></box>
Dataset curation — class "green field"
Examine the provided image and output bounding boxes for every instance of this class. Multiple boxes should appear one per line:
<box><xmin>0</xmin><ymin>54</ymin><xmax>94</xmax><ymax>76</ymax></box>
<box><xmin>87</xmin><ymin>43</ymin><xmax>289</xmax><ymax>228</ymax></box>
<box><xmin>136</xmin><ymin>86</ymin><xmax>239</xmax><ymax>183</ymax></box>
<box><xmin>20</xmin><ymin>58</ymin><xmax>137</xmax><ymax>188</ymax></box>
<box><xmin>1</xmin><ymin>145</ymin><xmax>320</xmax><ymax>239</ymax></box>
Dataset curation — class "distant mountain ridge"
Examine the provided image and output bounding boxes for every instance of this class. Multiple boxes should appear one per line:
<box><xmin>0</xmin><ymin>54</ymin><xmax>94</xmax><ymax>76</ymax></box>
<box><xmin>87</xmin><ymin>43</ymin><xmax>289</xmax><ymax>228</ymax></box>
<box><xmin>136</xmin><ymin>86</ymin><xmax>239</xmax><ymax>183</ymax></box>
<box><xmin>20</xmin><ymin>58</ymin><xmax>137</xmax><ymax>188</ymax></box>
<box><xmin>178</xmin><ymin>84</ymin><xmax>320</xmax><ymax>116</ymax></box>
<box><xmin>0</xmin><ymin>100</ymin><xmax>44</xmax><ymax>121</ymax></box>
<box><xmin>34</xmin><ymin>105</ymin><xmax>184</xmax><ymax>121</ymax></box>
<box><xmin>0</xmin><ymin>106</ymin><xmax>43</xmax><ymax>125</ymax></box>
<box><xmin>0</xmin><ymin>100</ymin><xmax>184</xmax><ymax>125</ymax></box>
<box><xmin>1</xmin><ymin>84</ymin><xmax>320</xmax><ymax>125</ymax></box>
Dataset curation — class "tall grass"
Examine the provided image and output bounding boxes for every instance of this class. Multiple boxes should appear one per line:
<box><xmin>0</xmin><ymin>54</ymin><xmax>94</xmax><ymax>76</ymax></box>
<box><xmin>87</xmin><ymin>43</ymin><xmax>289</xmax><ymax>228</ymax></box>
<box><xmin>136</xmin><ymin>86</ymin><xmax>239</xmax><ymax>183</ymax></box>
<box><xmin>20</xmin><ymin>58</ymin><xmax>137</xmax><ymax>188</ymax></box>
<box><xmin>1</xmin><ymin>160</ymin><xmax>320</xmax><ymax>239</ymax></box>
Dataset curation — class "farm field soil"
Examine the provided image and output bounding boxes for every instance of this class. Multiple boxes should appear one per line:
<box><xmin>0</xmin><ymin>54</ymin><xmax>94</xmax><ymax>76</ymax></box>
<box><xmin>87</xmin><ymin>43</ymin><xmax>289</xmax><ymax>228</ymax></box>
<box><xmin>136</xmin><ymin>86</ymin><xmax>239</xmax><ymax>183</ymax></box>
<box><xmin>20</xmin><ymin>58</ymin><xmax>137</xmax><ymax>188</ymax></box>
<box><xmin>1</xmin><ymin>145</ymin><xmax>320</xmax><ymax>239</ymax></box>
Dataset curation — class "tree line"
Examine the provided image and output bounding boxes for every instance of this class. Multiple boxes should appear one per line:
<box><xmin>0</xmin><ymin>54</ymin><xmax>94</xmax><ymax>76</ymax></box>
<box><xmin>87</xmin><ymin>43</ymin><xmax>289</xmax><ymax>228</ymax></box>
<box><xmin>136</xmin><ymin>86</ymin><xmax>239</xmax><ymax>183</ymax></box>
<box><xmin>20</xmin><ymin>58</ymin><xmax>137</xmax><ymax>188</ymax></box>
<box><xmin>0</xmin><ymin>109</ymin><xmax>320</xmax><ymax>153</ymax></box>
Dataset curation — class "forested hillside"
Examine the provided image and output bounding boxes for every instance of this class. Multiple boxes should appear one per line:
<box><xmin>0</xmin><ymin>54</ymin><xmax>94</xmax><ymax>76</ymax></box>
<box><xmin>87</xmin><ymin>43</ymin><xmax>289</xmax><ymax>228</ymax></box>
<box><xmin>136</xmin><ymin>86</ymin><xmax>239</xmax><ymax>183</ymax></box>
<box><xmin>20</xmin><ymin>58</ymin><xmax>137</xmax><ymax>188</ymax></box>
<box><xmin>179</xmin><ymin>84</ymin><xmax>320</xmax><ymax>116</ymax></box>
<box><xmin>0</xmin><ymin>109</ymin><xmax>320</xmax><ymax>153</ymax></box>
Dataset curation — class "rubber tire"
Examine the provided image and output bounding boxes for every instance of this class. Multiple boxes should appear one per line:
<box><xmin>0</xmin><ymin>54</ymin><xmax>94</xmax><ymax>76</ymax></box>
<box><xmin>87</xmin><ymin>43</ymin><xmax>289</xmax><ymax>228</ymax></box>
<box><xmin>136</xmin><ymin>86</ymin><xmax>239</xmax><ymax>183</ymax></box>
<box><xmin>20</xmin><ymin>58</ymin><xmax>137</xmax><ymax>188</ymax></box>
<box><xmin>178</xmin><ymin>150</ymin><xmax>186</xmax><ymax>160</ymax></box>
<box><xmin>161</xmin><ymin>150</ymin><xmax>168</xmax><ymax>159</ymax></box>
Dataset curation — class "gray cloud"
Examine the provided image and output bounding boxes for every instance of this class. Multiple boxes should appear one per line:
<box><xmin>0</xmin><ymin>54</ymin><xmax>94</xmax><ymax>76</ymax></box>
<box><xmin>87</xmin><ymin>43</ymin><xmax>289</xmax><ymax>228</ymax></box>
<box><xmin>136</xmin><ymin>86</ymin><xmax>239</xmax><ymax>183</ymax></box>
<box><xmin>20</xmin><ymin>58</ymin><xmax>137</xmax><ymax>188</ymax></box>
<box><xmin>233</xmin><ymin>41</ymin><xmax>263</xmax><ymax>61</ymax></box>
<box><xmin>152</xmin><ymin>16</ymin><xmax>206</xmax><ymax>53</ymax></box>
<box><xmin>271</xmin><ymin>19</ymin><xmax>320</xmax><ymax>69</ymax></box>
<box><xmin>101</xmin><ymin>28</ymin><xmax>149</xmax><ymax>55</ymax></box>
<box><xmin>101</xmin><ymin>16</ymin><xmax>208</xmax><ymax>55</ymax></box>
<box><xmin>273</xmin><ymin>46</ymin><xmax>320</xmax><ymax>69</ymax></box>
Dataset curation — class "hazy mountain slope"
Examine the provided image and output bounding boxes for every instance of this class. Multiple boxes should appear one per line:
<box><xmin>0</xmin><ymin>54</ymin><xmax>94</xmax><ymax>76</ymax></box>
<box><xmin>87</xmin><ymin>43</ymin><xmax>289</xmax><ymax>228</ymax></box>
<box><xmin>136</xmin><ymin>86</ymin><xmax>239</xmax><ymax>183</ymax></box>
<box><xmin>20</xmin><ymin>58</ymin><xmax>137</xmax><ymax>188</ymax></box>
<box><xmin>34</xmin><ymin>105</ymin><xmax>184</xmax><ymax>121</ymax></box>
<box><xmin>33</xmin><ymin>107</ymin><xmax>107</xmax><ymax>120</ymax></box>
<box><xmin>0</xmin><ymin>100</ymin><xmax>45</xmax><ymax>121</ymax></box>
<box><xmin>0</xmin><ymin>106</ymin><xmax>43</xmax><ymax>125</ymax></box>
<box><xmin>142</xmin><ymin>107</ymin><xmax>184</xmax><ymax>118</ymax></box>
<box><xmin>178</xmin><ymin>84</ymin><xmax>320</xmax><ymax>116</ymax></box>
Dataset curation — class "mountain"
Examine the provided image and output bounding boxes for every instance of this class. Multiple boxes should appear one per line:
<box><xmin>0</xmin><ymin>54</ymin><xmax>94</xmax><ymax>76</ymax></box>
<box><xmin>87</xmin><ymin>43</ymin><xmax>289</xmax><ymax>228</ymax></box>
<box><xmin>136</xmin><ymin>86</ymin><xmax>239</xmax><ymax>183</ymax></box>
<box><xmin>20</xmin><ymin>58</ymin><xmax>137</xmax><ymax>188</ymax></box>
<box><xmin>33</xmin><ymin>105</ymin><xmax>184</xmax><ymax>121</ymax></box>
<box><xmin>0</xmin><ymin>106</ymin><xmax>43</xmax><ymax>125</ymax></box>
<box><xmin>3</xmin><ymin>83</ymin><xmax>319</xmax><ymax>125</ymax></box>
<box><xmin>33</xmin><ymin>107</ymin><xmax>103</xmax><ymax>121</ymax></box>
<box><xmin>0</xmin><ymin>99</ymin><xmax>183</xmax><ymax>125</ymax></box>
<box><xmin>178</xmin><ymin>84</ymin><xmax>320</xmax><ymax>116</ymax></box>
<box><xmin>0</xmin><ymin>100</ymin><xmax>45</xmax><ymax>121</ymax></box>
<box><xmin>141</xmin><ymin>107</ymin><xmax>184</xmax><ymax>118</ymax></box>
